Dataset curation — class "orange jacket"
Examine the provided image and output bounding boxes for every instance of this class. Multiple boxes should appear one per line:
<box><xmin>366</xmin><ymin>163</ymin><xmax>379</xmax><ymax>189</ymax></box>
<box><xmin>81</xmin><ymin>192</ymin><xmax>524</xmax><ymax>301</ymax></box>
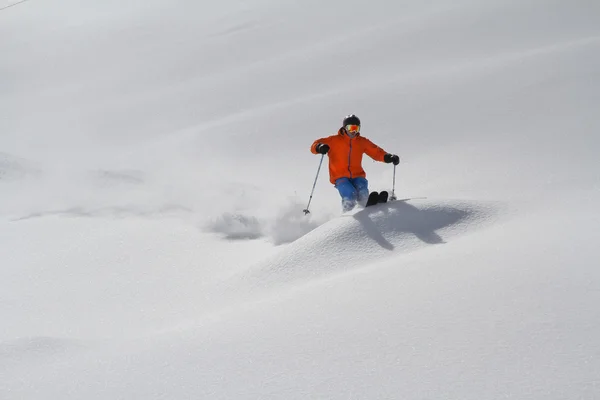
<box><xmin>311</xmin><ymin>129</ymin><xmax>388</xmax><ymax>184</ymax></box>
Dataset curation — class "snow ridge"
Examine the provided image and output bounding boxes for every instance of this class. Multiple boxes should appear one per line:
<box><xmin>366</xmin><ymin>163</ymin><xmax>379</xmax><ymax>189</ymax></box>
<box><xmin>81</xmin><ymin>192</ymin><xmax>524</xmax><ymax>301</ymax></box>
<box><xmin>235</xmin><ymin>198</ymin><xmax>501</xmax><ymax>289</ymax></box>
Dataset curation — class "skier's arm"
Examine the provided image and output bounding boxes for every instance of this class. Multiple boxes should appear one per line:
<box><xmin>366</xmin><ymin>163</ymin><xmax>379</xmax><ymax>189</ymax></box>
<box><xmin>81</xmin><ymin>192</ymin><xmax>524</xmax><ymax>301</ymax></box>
<box><xmin>362</xmin><ymin>138</ymin><xmax>388</xmax><ymax>162</ymax></box>
<box><xmin>311</xmin><ymin>137</ymin><xmax>332</xmax><ymax>154</ymax></box>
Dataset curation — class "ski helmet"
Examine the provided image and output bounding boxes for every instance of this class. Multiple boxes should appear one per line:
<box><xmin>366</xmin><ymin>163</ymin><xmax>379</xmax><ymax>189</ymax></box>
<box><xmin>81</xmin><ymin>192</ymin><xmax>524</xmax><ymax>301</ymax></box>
<box><xmin>343</xmin><ymin>114</ymin><xmax>361</xmax><ymax>127</ymax></box>
<box><xmin>342</xmin><ymin>114</ymin><xmax>361</xmax><ymax>137</ymax></box>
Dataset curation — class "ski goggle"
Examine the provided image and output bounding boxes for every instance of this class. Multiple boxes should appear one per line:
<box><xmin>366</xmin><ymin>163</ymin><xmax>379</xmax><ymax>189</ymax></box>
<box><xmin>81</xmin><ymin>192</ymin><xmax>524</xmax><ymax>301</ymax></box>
<box><xmin>345</xmin><ymin>124</ymin><xmax>360</xmax><ymax>134</ymax></box>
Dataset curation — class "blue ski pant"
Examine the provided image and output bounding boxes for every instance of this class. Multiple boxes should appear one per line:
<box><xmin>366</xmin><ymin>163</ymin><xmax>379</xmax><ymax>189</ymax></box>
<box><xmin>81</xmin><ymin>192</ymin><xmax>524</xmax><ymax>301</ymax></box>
<box><xmin>334</xmin><ymin>177</ymin><xmax>369</xmax><ymax>212</ymax></box>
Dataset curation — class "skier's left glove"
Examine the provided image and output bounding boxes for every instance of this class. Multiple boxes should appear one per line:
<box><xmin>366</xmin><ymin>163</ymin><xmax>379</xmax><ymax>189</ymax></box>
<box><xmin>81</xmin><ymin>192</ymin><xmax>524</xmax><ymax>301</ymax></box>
<box><xmin>384</xmin><ymin>154</ymin><xmax>400</xmax><ymax>165</ymax></box>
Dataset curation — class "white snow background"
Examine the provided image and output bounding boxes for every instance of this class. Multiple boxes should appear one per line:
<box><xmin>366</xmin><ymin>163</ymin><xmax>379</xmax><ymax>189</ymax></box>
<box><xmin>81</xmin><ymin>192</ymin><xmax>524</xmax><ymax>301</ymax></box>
<box><xmin>1</xmin><ymin>0</ymin><xmax>600</xmax><ymax>398</ymax></box>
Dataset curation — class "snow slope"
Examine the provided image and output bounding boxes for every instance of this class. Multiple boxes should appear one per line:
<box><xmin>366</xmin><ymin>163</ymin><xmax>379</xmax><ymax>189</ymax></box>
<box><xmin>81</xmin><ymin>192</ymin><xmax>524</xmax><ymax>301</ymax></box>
<box><xmin>1</xmin><ymin>0</ymin><xmax>599</xmax><ymax>398</ymax></box>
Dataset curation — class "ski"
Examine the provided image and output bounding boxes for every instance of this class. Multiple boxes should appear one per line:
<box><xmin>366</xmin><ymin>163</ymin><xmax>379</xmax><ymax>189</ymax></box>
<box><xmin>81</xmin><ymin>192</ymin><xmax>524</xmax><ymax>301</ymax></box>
<box><xmin>365</xmin><ymin>190</ymin><xmax>389</xmax><ymax>207</ymax></box>
<box><xmin>365</xmin><ymin>191</ymin><xmax>380</xmax><ymax>207</ymax></box>
<box><xmin>378</xmin><ymin>191</ymin><xmax>388</xmax><ymax>204</ymax></box>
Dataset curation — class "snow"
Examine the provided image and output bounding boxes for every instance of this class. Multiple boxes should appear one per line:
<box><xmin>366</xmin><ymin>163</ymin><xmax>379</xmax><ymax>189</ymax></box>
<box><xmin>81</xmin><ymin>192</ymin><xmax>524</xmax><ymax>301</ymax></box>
<box><xmin>1</xmin><ymin>0</ymin><xmax>600</xmax><ymax>398</ymax></box>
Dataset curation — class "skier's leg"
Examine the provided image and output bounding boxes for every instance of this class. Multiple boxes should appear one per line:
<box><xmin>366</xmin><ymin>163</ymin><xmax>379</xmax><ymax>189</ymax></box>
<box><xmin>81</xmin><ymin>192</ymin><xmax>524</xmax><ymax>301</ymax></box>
<box><xmin>352</xmin><ymin>177</ymin><xmax>370</xmax><ymax>206</ymax></box>
<box><xmin>335</xmin><ymin>177</ymin><xmax>358</xmax><ymax>211</ymax></box>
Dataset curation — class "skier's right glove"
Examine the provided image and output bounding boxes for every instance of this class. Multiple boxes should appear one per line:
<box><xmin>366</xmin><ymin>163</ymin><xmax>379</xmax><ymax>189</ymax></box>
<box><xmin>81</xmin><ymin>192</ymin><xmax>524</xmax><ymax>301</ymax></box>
<box><xmin>384</xmin><ymin>154</ymin><xmax>400</xmax><ymax>165</ymax></box>
<box><xmin>316</xmin><ymin>143</ymin><xmax>330</xmax><ymax>154</ymax></box>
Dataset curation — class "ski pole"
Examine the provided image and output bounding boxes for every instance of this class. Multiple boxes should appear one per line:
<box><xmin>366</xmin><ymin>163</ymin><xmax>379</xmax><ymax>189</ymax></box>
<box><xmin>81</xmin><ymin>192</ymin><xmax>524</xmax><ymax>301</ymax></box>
<box><xmin>303</xmin><ymin>154</ymin><xmax>324</xmax><ymax>215</ymax></box>
<box><xmin>390</xmin><ymin>163</ymin><xmax>397</xmax><ymax>201</ymax></box>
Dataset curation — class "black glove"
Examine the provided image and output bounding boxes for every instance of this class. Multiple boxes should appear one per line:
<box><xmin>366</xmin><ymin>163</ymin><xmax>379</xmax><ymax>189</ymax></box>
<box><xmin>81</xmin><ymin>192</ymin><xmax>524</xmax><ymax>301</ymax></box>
<box><xmin>316</xmin><ymin>143</ymin><xmax>330</xmax><ymax>154</ymax></box>
<box><xmin>384</xmin><ymin>153</ymin><xmax>400</xmax><ymax>165</ymax></box>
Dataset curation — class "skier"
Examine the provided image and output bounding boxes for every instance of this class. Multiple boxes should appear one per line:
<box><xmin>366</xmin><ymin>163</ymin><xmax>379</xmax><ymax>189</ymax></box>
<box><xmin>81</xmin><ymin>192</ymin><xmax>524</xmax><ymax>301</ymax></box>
<box><xmin>311</xmin><ymin>114</ymin><xmax>400</xmax><ymax>212</ymax></box>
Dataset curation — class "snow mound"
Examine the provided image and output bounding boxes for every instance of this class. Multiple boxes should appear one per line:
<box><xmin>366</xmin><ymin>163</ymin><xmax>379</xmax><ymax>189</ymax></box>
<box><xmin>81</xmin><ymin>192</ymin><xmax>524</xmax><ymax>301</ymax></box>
<box><xmin>91</xmin><ymin>169</ymin><xmax>145</xmax><ymax>188</ymax></box>
<box><xmin>0</xmin><ymin>336</ymin><xmax>82</xmax><ymax>363</ymax></box>
<box><xmin>237</xmin><ymin>199</ymin><xmax>501</xmax><ymax>288</ymax></box>
<box><xmin>0</xmin><ymin>152</ymin><xmax>39</xmax><ymax>181</ymax></box>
